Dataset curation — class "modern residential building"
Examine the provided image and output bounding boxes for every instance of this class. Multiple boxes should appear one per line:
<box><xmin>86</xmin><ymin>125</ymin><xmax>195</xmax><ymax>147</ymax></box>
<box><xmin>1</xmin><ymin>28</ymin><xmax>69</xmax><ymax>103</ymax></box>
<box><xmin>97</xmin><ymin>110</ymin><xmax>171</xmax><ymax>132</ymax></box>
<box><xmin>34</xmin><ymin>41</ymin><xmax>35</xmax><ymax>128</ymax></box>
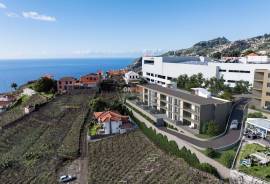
<box><xmin>80</xmin><ymin>73</ymin><xmax>100</xmax><ymax>87</ymax></box>
<box><xmin>142</xmin><ymin>56</ymin><xmax>270</xmax><ymax>87</ymax></box>
<box><xmin>139</xmin><ymin>84</ymin><xmax>231</xmax><ymax>133</ymax></box>
<box><xmin>124</xmin><ymin>71</ymin><xmax>140</xmax><ymax>84</ymax></box>
<box><xmin>252</xmin><ymin>69</ymin><xmax>270</xmax><ymax>110</ymax></box>
<box><xmin>245</xmin><ymin>118</ymin><xmax>270</xmax><ymax>139</ymax></box>
<box><xmin>57</xmin><ymin>77</ymin><xmax>78</xmax><ymax>92</ymax></box>
<box><xmin>93</xmin><ymin>111</ymin><xmax>131</xmax><ymax>135</ymax></box>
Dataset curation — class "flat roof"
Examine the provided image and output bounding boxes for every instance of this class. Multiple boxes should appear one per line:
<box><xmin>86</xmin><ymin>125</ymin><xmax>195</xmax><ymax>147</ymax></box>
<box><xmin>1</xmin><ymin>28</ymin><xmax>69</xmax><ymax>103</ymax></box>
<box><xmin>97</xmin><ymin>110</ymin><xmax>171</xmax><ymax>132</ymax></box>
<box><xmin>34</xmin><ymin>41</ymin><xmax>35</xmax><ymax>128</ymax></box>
<box><xmin>139</xmin><ymin>84</ymin><xmax>227</xmax><ymax>105</ymax></box>
<box><xmin>247</xmin><ymin>118</ymin><xmax>270</xmax><ymax>131</ymax></box>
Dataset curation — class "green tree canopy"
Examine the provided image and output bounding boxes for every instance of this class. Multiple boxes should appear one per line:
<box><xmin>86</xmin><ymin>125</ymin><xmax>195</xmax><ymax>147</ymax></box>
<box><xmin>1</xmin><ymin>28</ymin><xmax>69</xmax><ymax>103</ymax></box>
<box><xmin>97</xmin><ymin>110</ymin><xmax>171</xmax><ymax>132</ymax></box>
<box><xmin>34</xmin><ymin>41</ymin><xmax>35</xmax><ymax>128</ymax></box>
<box><xmin>11</xmin><ymin>82</ymin><xmax>18</xmax><ymax>91</ymax></box>
<box><xmin>34</xmin><ymin>77</ymin><xmax>57</xmax><ymax>93</ymax></box>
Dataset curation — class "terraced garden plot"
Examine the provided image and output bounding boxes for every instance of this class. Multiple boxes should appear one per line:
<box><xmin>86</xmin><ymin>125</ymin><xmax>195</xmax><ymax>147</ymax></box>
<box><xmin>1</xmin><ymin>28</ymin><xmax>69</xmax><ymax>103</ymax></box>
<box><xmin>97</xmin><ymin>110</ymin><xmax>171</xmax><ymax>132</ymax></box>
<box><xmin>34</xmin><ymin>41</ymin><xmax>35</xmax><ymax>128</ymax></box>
<box><xmin>0</xmin><ymin>93</ymin><xmax>91</xmax><ymax>184</ymax></box>
<box><xmin>88</xmin><ymin>130</ymin><xmax>220</xmax><ymax>184</ymax></box>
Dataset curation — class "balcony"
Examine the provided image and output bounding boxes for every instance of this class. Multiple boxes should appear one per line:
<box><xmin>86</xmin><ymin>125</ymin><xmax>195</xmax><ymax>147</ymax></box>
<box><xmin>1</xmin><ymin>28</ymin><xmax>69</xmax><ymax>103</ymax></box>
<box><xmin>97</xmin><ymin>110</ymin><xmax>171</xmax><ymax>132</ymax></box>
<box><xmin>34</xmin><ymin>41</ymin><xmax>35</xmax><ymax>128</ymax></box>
<box><xmin>253</xmin><ymin>81</ymin><xmax>263</xmax><ymax>90</ymax></box>
<box><xmin>254</xmin><ymin>72</ymin><xmax>264</xmax><ymax>81</ymax></box>
<box><xmin>183</xmin><ymin>102</ymin><xmax>192</xmax><ymax>111</ymax></box>
<box><xmin>252</xmin><ymin>90</ymin><xmax>262</xmax><ymax>99</ymax></box>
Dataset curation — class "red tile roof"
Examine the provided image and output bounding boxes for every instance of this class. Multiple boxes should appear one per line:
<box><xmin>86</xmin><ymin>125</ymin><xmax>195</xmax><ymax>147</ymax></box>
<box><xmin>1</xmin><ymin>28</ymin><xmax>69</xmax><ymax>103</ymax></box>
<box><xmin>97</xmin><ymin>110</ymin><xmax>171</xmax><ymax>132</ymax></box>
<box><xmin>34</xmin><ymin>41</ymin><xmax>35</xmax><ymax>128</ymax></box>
<box><xmin>94</xmin><ymin>111</ymin><xmax>129</xmax><ymax>123</ymax></box>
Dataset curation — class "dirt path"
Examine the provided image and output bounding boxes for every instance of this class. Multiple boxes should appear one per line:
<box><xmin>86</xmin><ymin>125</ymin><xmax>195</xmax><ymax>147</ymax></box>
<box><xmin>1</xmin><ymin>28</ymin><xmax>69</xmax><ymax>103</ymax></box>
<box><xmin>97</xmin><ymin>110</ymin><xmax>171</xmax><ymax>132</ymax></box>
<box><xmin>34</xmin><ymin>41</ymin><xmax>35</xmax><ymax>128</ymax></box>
<box><xmin>78</xmin><ymin>122</ymin><xmax>88</xmax><ymax>184</ymax></box>
<box><xmin>57</xmin><ymin>117</ymin><xmax>89</xmax><ymax>184</ymax></box>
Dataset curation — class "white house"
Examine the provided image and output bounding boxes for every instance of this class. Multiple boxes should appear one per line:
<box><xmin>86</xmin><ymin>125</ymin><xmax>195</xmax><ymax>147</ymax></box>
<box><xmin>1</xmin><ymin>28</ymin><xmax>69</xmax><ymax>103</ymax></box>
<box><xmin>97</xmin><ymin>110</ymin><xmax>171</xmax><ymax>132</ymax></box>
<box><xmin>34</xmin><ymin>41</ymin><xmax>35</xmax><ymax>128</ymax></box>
<box><xmin>142</xmin><ymin>56</ymin><xmax>270</xmax><ymax>87</ymax></box>
<box><xmin>93</xmin><ymin>111</ymin><xmax>131</xmax><ymax>135</ymax></box>
<box><xmin>22</xmin><ymin>88</ymin><xmax>37</xmax><ymax>96</ymax></box>
<box><xmin>191</xmin><ymin>88</ymin><xmax>211</xmax><ymax>98</ymax></box>
<box><xmin>124</xmin><ymin>71</ymin><xmax>140</xmax><ymax>84</ymax></box>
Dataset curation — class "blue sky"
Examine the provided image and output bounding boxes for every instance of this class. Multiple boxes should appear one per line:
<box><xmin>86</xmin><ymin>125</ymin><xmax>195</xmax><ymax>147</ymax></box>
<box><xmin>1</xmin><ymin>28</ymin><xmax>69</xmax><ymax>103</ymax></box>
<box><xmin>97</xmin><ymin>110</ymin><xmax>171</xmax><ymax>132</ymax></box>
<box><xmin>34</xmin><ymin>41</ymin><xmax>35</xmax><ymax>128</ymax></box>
<box><xmin>0</xmin><ymin>0</ymin><xmax>269</xmax><ymax>59</ymax></box>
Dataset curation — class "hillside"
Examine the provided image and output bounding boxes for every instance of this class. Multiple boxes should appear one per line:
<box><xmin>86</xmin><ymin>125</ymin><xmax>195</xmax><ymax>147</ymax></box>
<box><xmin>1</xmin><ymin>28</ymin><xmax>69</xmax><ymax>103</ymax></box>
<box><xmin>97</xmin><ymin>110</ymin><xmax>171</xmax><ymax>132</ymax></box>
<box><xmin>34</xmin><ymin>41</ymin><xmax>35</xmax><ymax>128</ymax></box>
<box><xmin>164</xmin><ymin>33</ymin><xmax>270</xmax><ymax>58</ymax></box>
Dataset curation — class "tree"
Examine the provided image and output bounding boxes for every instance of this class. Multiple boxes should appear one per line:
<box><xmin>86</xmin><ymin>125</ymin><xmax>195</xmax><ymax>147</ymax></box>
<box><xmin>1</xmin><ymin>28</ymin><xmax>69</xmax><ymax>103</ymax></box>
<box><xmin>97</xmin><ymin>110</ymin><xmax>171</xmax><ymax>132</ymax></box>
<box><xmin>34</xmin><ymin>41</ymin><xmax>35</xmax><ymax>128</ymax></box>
<box><xmin>205</xmin><ymin>77</ymin><xmax>226</xmax><ymax>95</ymax></box>
<box><xmin>219</xmin><ymin>91</ymin><xmax>233</xmax><ymax>100</ymax></box>
<box><xmin>206</xmin><ymin>121</ymin><xmax>220</xmax><ymax>136</ymax></box>
<box><xmin>89</xmin><ymin>97</ymin><xmax>108</xmax><ymax>112</ymax></box>
<box><xmin>212</xmin><ymin>52</ymin><xmax>222</xmax><ymax>59</ymax></box>
<box><xmin>233</xmin><ymin>80</ymin><xmax>250</xmax><ymax>94</ymax></box>
<box><xmin>176</xmin><ymin>74</ymin><xmax>189</xmax><ymax>89</ymax></box>
<box><xmin>11</xmin><ymin>82</ymin><xmax>18</xmax><ymax>91</ymax></box>
<box><xmin>34</xmin><ymin>77</ymin><xmax>57</xmax><ymax>93</ymax></box>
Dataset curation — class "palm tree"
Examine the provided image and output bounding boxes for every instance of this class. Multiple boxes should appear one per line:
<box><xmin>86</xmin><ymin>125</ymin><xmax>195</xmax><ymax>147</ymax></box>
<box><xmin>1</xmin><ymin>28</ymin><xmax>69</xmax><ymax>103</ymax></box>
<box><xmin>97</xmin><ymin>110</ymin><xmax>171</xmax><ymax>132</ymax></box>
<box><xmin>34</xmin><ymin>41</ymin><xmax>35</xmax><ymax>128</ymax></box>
<box><xmin>11</xmin><ymin>82</ymin><xmax>18</xmax><ymax>91</ymax></box>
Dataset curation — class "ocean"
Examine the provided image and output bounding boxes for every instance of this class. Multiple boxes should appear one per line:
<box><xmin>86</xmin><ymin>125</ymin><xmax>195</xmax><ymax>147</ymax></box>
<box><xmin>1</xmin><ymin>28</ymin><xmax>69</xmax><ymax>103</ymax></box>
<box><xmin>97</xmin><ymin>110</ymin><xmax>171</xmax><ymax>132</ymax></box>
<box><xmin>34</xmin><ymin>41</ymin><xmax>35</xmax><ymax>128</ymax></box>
<box><xmin>0</xmin><ymin>58</ymin><xmax>134</xmax><ymax>93</ymax></box>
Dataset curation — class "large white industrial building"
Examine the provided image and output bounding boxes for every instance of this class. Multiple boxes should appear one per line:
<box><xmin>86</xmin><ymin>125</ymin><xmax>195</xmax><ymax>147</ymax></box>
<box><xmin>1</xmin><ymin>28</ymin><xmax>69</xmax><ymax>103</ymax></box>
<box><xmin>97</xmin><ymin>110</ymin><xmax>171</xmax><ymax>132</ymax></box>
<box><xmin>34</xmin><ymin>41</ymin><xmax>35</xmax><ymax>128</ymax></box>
<box><xmin>142</xmin><ymin>56</ymin><xmax>270</xmax><ymax>87</ymax></box>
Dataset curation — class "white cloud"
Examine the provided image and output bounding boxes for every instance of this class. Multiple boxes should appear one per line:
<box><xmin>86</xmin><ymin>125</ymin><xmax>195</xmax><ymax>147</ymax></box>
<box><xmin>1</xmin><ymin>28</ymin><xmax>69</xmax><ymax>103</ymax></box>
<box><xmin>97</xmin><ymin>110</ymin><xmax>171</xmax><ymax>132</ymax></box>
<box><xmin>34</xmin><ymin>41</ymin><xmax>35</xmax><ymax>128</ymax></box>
<box><xmin>22</xmin><ymin>11</ymin><xmax>56</xmax><ymax>22</ymax></box>
<box><xmin>0</xmin><ymin>2</ymin><xmax>6</xmax><ymax>9</ymax></box>
<box><xmin>6</xmin><ymin>12</ymin><xmax>19</xmax><ymax>18</ymax></box>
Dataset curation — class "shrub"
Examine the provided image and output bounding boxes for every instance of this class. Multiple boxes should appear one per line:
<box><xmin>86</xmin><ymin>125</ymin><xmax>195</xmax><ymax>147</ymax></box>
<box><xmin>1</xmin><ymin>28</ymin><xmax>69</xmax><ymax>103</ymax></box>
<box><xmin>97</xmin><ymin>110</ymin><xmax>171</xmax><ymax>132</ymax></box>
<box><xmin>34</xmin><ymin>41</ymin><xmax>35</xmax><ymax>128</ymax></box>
<box><xmin>248</xmin><ymin>112</ymin><xmax>266</xmax><ymax>119</ymax></box>
<box><xmin>220</xmin><ymin>151</ymin><xmax>235</xmax><ymax>168</ymax></box>
<box><xmin>205</xmin><ymin>148</ymin><xmax>217</xmax><ymax>158</ymax></box>
<box><xmin>206</xmin><ymin>121</ymin><xmax>220</xmax><ymax>136</ymax></box>
<box><xmin>198</xmin><ymin>163</ymin><xmax>219</xmax><ymax>178</ymax></box>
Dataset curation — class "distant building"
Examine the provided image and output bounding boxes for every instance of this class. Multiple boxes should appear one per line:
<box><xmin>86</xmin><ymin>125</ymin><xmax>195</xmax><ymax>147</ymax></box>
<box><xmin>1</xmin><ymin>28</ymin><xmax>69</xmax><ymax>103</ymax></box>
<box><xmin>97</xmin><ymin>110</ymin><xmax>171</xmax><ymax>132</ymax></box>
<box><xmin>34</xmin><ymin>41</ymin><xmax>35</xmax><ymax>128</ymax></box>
<box><xmin>80</xmin><ymin>73</ymin><xmax>100</xmax><ymax>87</ymax></box>
<box><xmin>0</xmin><ymin>94</ymin><xmax>16</xmax><ymax>113</ymax></box>
<box><xmin>57</xmin><ymin>77</ymin><xmax>77</xmax><ymax>93</ymax></box>
<box><xmin>240</xmin><ymin>53</ymin><xmax>270</xmax><ymax>64</ymax></box>
<box><xmin>139</xmin><ymin>84</ymin><xmax>232</xmax><ymax>133</ymax></box>
<box><xmin>0</xmin><ymin>94</ymin><xmax>16</xmax><ymax>102</ymax></box>
<box><xmin>124</xmin><ymin>71</ymin><xmax>140</xmax><ymax>84</ymax></box>
<box><xmin>22</xmin><ymin>88</ymin><xmax>37</xmax><ymax>96</ymax></box>
<box><xmin>93</xmin><ymin>111</ymin><xmax>131</xmax><ymax>135</ymax></box>
<box><xmin>142</xmin><ymin>56</ymin><xmax>270</xmax><ymax>88</ymax></box>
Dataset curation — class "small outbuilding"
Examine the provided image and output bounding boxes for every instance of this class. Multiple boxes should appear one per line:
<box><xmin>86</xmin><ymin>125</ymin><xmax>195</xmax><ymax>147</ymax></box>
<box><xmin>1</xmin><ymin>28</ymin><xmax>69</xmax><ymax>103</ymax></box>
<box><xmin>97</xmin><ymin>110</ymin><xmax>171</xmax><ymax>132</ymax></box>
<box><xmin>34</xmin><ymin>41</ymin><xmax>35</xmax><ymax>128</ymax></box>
<box><xmin>246</xmin><ymin>118</ymin><xmax>270</xmax><ymax>139</ymax></box>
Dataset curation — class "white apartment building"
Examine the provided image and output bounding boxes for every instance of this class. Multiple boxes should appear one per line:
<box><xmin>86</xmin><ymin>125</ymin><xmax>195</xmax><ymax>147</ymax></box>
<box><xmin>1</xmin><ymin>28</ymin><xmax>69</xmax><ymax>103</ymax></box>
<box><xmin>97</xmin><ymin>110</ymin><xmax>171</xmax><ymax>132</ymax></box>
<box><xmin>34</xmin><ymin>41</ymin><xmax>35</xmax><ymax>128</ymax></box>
<box><xmin>142</xmin><ymin>56</ymin><xmax>270</xmax><ymax>87</ymax></box>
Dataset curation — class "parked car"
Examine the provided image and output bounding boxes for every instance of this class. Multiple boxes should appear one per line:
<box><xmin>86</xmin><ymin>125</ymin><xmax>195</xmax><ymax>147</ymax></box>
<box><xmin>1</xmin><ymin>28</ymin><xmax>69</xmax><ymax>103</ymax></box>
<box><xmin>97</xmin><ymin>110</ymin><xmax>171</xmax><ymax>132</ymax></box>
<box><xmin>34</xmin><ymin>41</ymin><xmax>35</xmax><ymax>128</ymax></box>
<box><xmin>230</xmin><ymin>120</ymin><xmax>240</xmax><ymax>130</ymax></box>
<box><xmin>240</xmin><ymin>159</ymin><xmax>252</xmax><ymax>167</ymax></box>
<box><xmin>59</xmin><ymin>175</ymin><xmax>76</xmax><ymax>183</ymax></box>
<box><xmin>247</xmin><ymin>133</ymin><xmax>257</xmax><ymax>139</ymax></box>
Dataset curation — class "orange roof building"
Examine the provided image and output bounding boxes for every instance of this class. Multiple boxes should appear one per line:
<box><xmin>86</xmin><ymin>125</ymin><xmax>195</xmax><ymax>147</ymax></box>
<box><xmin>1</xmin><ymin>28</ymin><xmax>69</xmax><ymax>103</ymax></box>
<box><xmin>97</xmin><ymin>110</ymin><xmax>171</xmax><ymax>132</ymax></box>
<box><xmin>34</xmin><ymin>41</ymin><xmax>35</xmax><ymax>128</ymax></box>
<box><xmin>93</xmin><ymin>111</ymin><xmax>130</xmax><ymax>135</ymax></box>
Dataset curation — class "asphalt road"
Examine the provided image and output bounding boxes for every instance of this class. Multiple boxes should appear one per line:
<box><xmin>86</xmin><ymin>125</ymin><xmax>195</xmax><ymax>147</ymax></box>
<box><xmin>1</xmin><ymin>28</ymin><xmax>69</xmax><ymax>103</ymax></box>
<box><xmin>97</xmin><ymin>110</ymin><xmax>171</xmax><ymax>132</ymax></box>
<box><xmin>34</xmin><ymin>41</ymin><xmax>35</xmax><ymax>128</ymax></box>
<box><xmin>159</xmin><ymin>99</ymin><xmax>249</xmax><ymax>149</ymax></box>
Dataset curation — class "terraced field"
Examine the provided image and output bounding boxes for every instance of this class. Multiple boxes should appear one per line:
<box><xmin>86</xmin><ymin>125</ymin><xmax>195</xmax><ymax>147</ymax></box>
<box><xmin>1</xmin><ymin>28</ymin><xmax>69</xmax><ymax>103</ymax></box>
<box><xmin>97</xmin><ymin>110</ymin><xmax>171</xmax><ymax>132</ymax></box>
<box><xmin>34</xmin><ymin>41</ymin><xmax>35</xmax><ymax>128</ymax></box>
<box><xmin>0</xmin><ymin>93</ymin><xmax>92</xmax><ymax>184</ymax></box>
<box><xmin>88</xmin><ymin>130</ymin><xmax>220</xmax><ymax>184</ymax></box>
<box><xmin>0</xmin><ymin>94</ymin><xmax>48</xmax><ymax>129</ymax></box>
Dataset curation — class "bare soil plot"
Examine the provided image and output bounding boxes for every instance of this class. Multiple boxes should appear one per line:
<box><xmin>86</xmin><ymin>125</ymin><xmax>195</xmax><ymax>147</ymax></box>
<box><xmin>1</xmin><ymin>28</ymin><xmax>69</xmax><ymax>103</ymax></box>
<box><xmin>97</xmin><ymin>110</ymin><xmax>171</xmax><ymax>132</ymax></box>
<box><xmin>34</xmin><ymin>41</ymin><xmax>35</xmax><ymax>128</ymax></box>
<box><xmin>88</xmin><ymin>130</ymin><xmax>220</xmax><ymax>184</ymax></box>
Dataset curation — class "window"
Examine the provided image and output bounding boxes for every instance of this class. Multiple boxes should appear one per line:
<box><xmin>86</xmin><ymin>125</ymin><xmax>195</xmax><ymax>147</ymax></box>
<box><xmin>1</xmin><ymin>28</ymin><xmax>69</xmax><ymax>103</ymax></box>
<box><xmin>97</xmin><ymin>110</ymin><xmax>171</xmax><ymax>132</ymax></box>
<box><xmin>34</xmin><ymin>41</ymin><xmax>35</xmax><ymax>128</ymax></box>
<box><xmin>158</xmin><ymin>75</ymin><xmax>166</xmax><ymax>79</ymax></box>
<box><xmin>66</xmin><ymin>81</ymin><xmax>68</xmax><ymax>84</ymax></box>
<box><xmin>151</xmin><ymin>73</ymin><xmax>154</xmax><ymax>77</ymax></box>
<box><xmin>167</xmin><ymin>76</ymin><xmax>173</xmax><ymax>80</ymax></box>
<box><xmin>151</xmin><ymin>79</ymin><xmax>154</xmax><ymax>82</ymax></box>
<box><xmin>144</xmin><ymin>60</ymin><xmax>154</xmax><ymax>64</ymax></box>
<box><xmin>146</xmin><ymin>78</ymin><xmax>150</xmax><ymax>81</ymax></box>
<box><xmin>240</xmin><ymin>70</ymin><xmax>250</xmax><ymax>73</ymax></box>
<box><xmin>227</xmin><ymin>80</ymin><xmax>236</xmax><ymax>83</ymax></box>
<box><xmin>229</xmin><ymin>70</ymin><xmax>239</xmax><ymax>73</ymax></box>
<box><xmin>268</xmin><ymin>73</ymin><xmax>270</xmax><ymax>78</ymax></box>
<box><xmin>146</xmin><ymin>72</ymin><xmax>150</xmax><ymax>76</ymax></box>
<box><xmin>69</xmin><ymin>81</ymin><xmax>72</xmax><ymax>84</ymax></box>
<box><xmin>267</xmin><ymin>83</ymin><xmax>270</xmax><ymax>88</ymax></box>
<box><xmin>219</xmin><ymin>69</ymin><xmax>226</xmax><ymax>72</ymax></box>
<box><xmin>59</xmin><ymin>81</ymin><xmax>61</xmax><ymax>84</ymax></box>
<box><xmin>266</xmin><ymin>92</ymin><xmax>270</xmax><ymax>96</ymax></box>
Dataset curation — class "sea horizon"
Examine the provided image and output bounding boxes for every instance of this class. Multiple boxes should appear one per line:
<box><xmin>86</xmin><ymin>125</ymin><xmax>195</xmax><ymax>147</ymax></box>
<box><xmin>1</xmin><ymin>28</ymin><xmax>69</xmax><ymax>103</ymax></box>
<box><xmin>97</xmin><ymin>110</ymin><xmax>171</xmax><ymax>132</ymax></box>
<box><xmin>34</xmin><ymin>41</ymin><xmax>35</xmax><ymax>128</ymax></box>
<box><xmin>0</xmin><ymin>58</ymin><xmax>134</xmax><ymax>93</ymax></box>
